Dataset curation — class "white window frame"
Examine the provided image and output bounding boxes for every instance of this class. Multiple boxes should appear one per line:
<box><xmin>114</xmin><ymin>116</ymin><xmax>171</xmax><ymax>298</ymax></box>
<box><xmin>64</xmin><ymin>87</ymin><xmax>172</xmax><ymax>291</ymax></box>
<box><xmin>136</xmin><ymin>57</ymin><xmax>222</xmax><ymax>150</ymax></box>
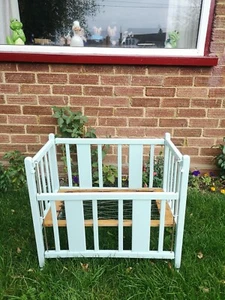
<box><xmin>0</xmin><ymin>0</ymin><xmax>213</xmax><ymax>58</ymax></box>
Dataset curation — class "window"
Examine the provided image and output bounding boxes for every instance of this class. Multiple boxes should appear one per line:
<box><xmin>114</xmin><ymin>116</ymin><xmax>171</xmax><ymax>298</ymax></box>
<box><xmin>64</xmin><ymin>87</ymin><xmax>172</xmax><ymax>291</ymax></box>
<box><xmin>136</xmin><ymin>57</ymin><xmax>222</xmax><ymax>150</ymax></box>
<box><xmin>0</xmin><ymin>0</ymin><xmax>218</xmax><ymax>65</ymax></box>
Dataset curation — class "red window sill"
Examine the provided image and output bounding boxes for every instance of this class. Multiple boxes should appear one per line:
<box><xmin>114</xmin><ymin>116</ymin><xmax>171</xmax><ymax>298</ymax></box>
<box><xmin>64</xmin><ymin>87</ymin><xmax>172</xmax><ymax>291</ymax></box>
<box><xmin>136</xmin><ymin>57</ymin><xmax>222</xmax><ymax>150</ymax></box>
<box><xmin>0</xmin><ymin>52</ymin><xmax>218</xmax><ymax>66</ymax></box>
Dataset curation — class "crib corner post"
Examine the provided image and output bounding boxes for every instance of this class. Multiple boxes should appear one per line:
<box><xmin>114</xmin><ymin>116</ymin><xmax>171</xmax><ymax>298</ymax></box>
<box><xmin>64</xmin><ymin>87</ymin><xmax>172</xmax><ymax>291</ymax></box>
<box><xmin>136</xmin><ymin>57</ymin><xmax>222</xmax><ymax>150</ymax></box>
<box><xmin>24</xmin><ymin>157</ymin><xmax>45</xmax><ymax>268</ymax></box>
<box><xmin>174</xmin><ymin>155</ymin><xmax>190</xmax><ymax>269</ymax></box>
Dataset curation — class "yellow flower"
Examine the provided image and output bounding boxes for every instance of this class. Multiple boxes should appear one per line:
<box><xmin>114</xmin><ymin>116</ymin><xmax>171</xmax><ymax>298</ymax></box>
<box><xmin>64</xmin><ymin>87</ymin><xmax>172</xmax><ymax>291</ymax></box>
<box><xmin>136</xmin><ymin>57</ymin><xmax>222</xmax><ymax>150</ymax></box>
<box><xmin>210</xmin><ymin>186</ymin><xmax>216</xmax><ymax>192</ymax></box>
<box><xmin>220</xmin><ymin>189</ymin><xmax>225</xmax><ymax>194</ymax></box>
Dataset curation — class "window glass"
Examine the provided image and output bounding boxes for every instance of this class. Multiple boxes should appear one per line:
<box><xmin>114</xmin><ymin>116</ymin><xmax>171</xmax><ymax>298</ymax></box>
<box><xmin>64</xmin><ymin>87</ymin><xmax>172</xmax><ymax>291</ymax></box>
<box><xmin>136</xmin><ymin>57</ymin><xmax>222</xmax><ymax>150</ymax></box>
<box><xmin>0</xmin><ymin>0</ymin><xmax>203</xmax><ymax>49</ymax></box>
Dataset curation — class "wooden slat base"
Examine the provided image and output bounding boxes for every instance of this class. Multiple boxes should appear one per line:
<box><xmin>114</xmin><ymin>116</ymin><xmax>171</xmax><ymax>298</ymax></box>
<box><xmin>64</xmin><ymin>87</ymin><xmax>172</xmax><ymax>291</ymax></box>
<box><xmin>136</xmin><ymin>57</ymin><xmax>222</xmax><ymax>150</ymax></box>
<box><xmin>43</xmin><ymin>188</ymin><xmax>174</xmax><ymax>228</ymax></box>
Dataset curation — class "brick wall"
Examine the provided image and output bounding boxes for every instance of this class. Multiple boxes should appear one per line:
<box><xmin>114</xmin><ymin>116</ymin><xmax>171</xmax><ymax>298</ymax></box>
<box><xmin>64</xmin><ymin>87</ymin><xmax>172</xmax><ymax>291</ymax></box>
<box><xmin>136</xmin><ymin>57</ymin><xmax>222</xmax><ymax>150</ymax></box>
<box><xmin>0</xmin><ymin>1</ymin><xmax>225</xmax><ymax>171</ymax></box>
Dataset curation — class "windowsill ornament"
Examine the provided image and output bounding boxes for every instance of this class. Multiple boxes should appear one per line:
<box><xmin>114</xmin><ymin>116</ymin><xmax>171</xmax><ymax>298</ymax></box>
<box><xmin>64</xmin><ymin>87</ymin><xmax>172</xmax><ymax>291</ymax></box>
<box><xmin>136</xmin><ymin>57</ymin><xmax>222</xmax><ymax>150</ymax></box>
<box><xmin>6</xmin><ymin>19</ymin><xmax>26</xmax><ymax>45</ymax></box>
<box><xmin>165</xmin><ymin>30</ymin><xmax>179</xmax><ymax>48</ymax></box>
<box><xmin>70</xmin><ymin>21</ymin><xmax>85</xmax><ymax>47</ymax></box>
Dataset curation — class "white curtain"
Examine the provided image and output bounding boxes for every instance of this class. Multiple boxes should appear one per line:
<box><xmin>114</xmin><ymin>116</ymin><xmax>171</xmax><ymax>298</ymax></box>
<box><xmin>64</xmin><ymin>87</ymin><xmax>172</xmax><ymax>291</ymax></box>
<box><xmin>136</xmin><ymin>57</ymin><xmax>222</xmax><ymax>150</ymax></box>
<box><xmin>0</xmin><ymin>0</ymin><xmax>20</xmax><ymax>44</ymax></box>
<box><xmin>166</xmin><ymin>0</ymin><xmax>202</xmax><ymax>49</ymax></box>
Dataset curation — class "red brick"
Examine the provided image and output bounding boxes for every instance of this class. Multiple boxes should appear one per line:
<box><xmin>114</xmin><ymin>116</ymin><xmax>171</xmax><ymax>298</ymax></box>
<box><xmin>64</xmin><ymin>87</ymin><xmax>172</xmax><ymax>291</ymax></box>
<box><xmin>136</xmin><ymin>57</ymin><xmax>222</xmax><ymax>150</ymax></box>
<box><xmin>0</xmin><ymin>84</ymin><xmax>19</xmax><ymax>93</ymax></box>
<box><xmin>187</xmin><ymin>138</ymin><xmax>215</xmax><ymax>147</ymax></box>
<box><xmin>161</xmin><ymin>98</ymin><xmax>190</xmax><ymax>107</ymax></box>
<box><xmin>194</xmin><ymin>76</ymin><xmax>225</xmax><ymax>87</ymax></box>
<box><xmin>27</xmin><ymin>145</ymin><xmax>43</xmax><ymax>153</ymax></box>
<box><xmin>23</xmin><ymin>106</ymin><xmax>52</xmax><ymax>115</ymax></box>
<box><xmin>51</xmin><ymin>64</ymin><xmax>81</xmax><ymax>73</ymax></box>
<box><xmin>213</xmin><ymin>29</ymin><xmax>225</xmax><ymax>41</ymax></box>
<box><xmin>159</xmin><ymin>119</ymin><xmax>187</xmax><ymax>127</ymax></box>
<box><xmin>177</xmin><ymin>147</ymin><xmax>199</xmax><ymax>155</ymax></box>
<box><xmin>146</xmin><ymin>88</ymin><xmax>175</xmax><ymax>97</ymax></box>
<box><xmin>176</xmin><ymin>88</ymin><xmax>208</xmax><ymax>98</ymax></box>
<box><xmin>146</xmin><ymin>108</ymin><xmax>175</xmax><ymax>118</ymax></box>
<box><xmin>39</xmin><ymin>116</ymin><xmax>57</xmax><ymax>125</ymax></box>
<box><xmin>191</xmin><ymin>99</ymin><xmax>222</xmax><ymax>108</ymax></box>
<box><xmin>132</xmin><ymin>76</ymin><xmax>162</xmax><ymax>86</ymax></box>
<box><xmin>190</xmin><ymin>156</ymin><xmax>216</xmax><ymax>168</ymax></box>
<box><xmin>0</xmin><ymin>115</ymin><xmax>7</xmax><ymax>123</ymax></box>
<box><xmin>18</xmin><ymin>63</ymin><xmax>49</xmax><ymax>72</ymax></box>
<box><xmin>70</xmin><ymin>96</ymin><xmax>99</xmax><ymax>106</ymax></box>
<box><xmin>21</xmin><ymin>85</ymin><xmax>51</xmax><ymax>94</ymax></box>
<box><xmin>148</xmin><ymin>67</ymin><xmax>179</xmax><ymax>75</ymax></box>
<box><xmin>171</xmin><ymin>138</ymin><xmax>185</xmax><ymax>146</ymax></box>
<box><xmin>220</xmin><ymin>119</ymin><xmax>225</xmax><ymax>127</ymax></box>
<box><xmin>8</xmin><ymin>115</ymin><xmax>37</xmax><ymax>125</ymax></box>
<box><xmin>95</xmin><ymin>127</ymin><xmax>116</xmax><ymax>137</ymax></box>
<box><xmin>145</xmin><ymin>128</ymin><xmax>172</xmax><ymax>137</ymax></box>
<box><xmin>83</xmin><ymin>65</ymin><xmax>114</xmax><ymax>74</ymax></box>
<box><xmin>207</xmin><ymin>108</ymin><xmax>225</xmax><ymax>118</ymax></box>
<box><xmin>27</xmin><ymin>125</ymin><xmax>56</xmax><ymax>134</ymax></box>
<box><xmin>164</xmin><ymin>77</ymin><xmax>193</xmax><ymax>86</ymax></box>
<box><xmin>84</xmin><ymin>86</ymin><xmax>112</xmax><ymax>96</ymax></box>
<box><xmin>101</xmin><ymin>75</ymin><xmax>130</xmax><ymax>86</ymax></box>
<box><xmin>214</xmin><ymin>16</ymin><xmax>225</xmax><ymax>28</ymax></box>
<box><xmin>115</xmin><ymin>66</ymin><xmax>145</xmax><ymax>75</ymax></box>
<box><xmin>0</xmin><ymin>63</ymin><xmax>17</xmax><ymax>71</ymax></box>
<box><xmin>180</xmin><ymin>67</ymin><xmax>212</xmax><ymax>76</ymax></box>
<box><xmin>203</xmin><ymin>129</ymin><xmax>225</xmax><ymax>137</ymax></box>
<box><xmin>0</xmin><ymin>135</ymin><xmax>10</xmax><ymax>143</ymax></box>
<box><xmin>114</xmin><ymin>108</ymin><xmax>144</xmax><ymax>117</ymax></box>
<box><xmin>189</xmin><ymin>119</ymin><xmax>219</xmax><ymax>128</ymax></box>
<box><xmin>53</xmin><ymin>85</ymin><xmax>82</xmax><ymax>95</ymax></box>
<box><xmin>212</xmin><ymin>66</ymin><xmax>225</xmax><ymax>76</ymax></box>
<box><xmin>11</xmin><ymin>135</ymin><xmax>39</xmax><ymax>143</ymax></box>
<box><xmin>0</xmin><ymin>145</ymin><xmax>26</xmax><ymax>153</ymax></box>
<box><xmin>174</xmin><ymin>129</ymin><xmax>202</xmax><ymax>137</ymax></box>
<box><xmin>38</xmin><ymin>96</ymin><xmax>69</xmax><ymax>106</ymax></box>
<box><xmin>37</xmin><ymin>73</ymin><xmax>67</xmax><ymax>84</ymax></box>
<box><xmin>116</xmin><ymin>127</ymin><xmax>145</xmax><ymax>137</ymax></box>
<box><xmin>177</xmin><ymin>109</ymin><xmax>206</xmax><ymax>118</ymax></box>
<box><xmin>114</xmin><ymin>87</ymin><xmax>143</xmax><ymax>97</ymax></box>
<box><xmin>84</xmin><ymin>107</ymin><xmax>113</xmax><ymax>116</ymax></box>
<box><xmin>69</xmin><ymin>74</ymin><xmax>99</xmax><ymax>85</ymax></box>
<box><xmin>99</xmin><ymin>117</ymin><xmax>127</xmax><ymax>127</ymax></box>
<box><xmin>0</xmin><ymin>73</ymin><xmax>3</xmax><ymax>83</ymax></box>
<box><xmin>129</xmin><ymin>118</ymin><xmax>157</xmax><ymax>127</ymax></box>
<box><xmin>200</xmin><ymin>148</ymin><xmax>220</xmax><ymax>156</ymax></box>
<box><xmin>0</xmin><ymin>125</ymin><xmax>25</xmax><ymax>134</ymax></box>
<box><xmin>5</xmin><ymin>73</ymin><xmax>35</xmax><ymax>83</ymax></box>
<box><xmin>100</xmin><ymin>97</ymin><xmax>129</xmax><ymax>107</ymax></box>
<box><xmin>209</xmin><ymin>88</ymin><xmax>225</xmax><ymax>98</ymax></box>
<box><xmin>6</xmin><ymin>95</ymin><xmax>37</xmax><ymax>105</ymax></box>
<box><xmin>131</xmin><ymin>98</ymin><xmax>160</xmax><ymax>107</ymax></box>
<box><xmin>210</xmin><ymin>42</ymin><xmax>225</xmax><ymax>54</ymax></box>
<box><xmin>0</xmin><ymin>105</ymin><xmax>21</xmax><ymax>114</ymax></box>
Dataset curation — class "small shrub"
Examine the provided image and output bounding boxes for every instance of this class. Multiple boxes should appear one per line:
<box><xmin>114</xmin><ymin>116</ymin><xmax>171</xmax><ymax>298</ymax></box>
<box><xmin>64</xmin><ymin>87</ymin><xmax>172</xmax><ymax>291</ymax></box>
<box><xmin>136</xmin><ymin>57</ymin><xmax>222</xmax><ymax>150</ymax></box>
<box><xmin>0</xmin><ymin>150</ymin><xmax>26</xmax><ymax>192</ymax></box>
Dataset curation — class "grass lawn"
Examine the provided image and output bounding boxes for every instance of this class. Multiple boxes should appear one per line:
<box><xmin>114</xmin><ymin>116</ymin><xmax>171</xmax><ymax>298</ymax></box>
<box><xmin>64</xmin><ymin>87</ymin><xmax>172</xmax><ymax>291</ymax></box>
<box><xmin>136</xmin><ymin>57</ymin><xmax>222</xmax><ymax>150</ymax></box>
<box><xmin>1</xmin><ymin>189</ymin><xmax>225</xmax><ymax>299</ymax></box>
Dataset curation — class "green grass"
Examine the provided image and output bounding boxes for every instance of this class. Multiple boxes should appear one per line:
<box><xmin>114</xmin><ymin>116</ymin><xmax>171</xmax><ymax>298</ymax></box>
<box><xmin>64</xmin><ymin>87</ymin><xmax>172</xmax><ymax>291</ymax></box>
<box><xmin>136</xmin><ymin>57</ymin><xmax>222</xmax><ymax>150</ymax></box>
<box><xmin>1</xmin><ymin>189</ymin><xmax>225</xmax><ymax>299</ymax></box>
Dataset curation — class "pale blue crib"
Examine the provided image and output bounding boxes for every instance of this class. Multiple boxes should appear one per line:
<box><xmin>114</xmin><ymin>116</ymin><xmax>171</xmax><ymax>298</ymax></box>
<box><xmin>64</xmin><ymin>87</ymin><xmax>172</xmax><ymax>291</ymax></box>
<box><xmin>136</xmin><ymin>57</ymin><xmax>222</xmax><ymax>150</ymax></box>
<box><xmin>25</xmin><ymin>133</ymin><xmax>190</xmax><ymax>268</ymax></box>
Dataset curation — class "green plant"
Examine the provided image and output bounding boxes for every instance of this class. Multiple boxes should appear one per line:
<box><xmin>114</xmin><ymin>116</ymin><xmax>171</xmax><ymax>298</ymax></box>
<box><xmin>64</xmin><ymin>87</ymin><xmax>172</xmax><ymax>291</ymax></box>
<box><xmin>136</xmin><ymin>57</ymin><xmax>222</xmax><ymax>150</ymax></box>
<box><xmin>52</xmin><ymin>106</ymin><xmax>96</xmax><ymax>138</ymax></box>
<box><xmin>213</xmin><ymin>137</ymin><xmax>225</xmax><ymax>180</ymax></box>
<box><xmin>143</xmin><ymin>152</ymin><xmax>164</xmax><ymax>188</ymax></box>
<box><xmin>0</xmin><ymin>150</ymin><xmax>26</xmax><ymax>192</ymax></box>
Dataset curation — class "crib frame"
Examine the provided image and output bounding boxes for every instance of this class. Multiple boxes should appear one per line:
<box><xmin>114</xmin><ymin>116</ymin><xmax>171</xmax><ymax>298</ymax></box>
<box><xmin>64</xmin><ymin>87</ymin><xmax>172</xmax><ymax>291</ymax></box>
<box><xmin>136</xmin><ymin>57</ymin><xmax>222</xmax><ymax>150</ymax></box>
<box><xmin>25</xmin><ymin>133</ymin><xmax>190</xmax><ymax>268</ymax></box>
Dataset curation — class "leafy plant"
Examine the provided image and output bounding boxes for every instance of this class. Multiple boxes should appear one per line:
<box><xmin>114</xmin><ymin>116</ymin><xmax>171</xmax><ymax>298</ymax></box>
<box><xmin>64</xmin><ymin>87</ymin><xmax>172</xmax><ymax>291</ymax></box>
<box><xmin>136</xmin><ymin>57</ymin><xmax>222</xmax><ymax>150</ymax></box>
<box><xmin>143</xmin><ymin>152</ymin><xmax>164</xmax><ymax>188</ymax></box>
<box><xmin>213</xmin><ymin>137</ymin><xmax>225</xmax><ymax>179</ymax></box>
<box><xmin>52</xmin><ymin>106</ymin><xmax>96</xmax><ymax>138</ymax></box>
<box><xmin>0</xmin><ymin>150</ymin><xmax>26</xmax><ymax>192</ymax></box>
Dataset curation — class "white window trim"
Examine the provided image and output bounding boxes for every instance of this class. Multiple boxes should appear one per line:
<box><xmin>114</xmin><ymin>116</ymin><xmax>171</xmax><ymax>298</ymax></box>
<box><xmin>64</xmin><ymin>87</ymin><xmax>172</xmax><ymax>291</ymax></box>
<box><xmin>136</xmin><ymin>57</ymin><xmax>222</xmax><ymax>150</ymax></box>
<box><xmin>0</xmin><ymin>0</ymin><xmax>212</xmax><ymax>58</ymax></box>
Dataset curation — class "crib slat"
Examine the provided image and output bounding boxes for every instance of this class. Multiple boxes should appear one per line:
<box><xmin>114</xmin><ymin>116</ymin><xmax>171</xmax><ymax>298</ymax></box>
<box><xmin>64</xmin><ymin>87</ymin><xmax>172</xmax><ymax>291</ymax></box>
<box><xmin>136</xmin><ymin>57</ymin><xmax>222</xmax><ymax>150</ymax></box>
<box><xmin>64</xmin><ymin>201</ymin><xmax>86</xmax><ymax>251</ymax></box>
<box><xmin>92</xmin><ymin>200</ymin><xmax>99</xmax><ymax>251</ymax></box>
<box><xmin>129</xmin><ymin>145</ymin><xmax>143</xmax><ymax>188</ymax></box>
<box><xmin>158</xmin><ymin>200</ymin><xmax>166</xmax><ymax>252</ymax></box>
<box><xmin>51</xmin><ymin>201</ymin><xmax>61</xmax><ymax>251</ymax></box>
<box><xmin>97</xmin><ymin>145</ymin><xmax>103</xmax><ymax>188</ymax></box>
<box><xmin>77</xmin><ymin>144</ymin><xmax>92</xmax><ymax>187</ymax></box>
<box><xmin>44</xmin><ymin>154</ymin><xmax>51</xmax><ymax>193</ymax></box>
<box><xmin>65</xmin><ymin>144</ymin><xmax>73</xmax><ymax>187</ymax></box>
<box><xmin>132</xmin><ymin>198</ymin><xmax>151</xmax><ymax>251</ymax></box>
<box><xmin>117</xmin><ymin>145</ymin><xmax>122</xmax><ymax>188</ymax></box>
<box><xmin>149</xmin><ymin>145</ymin><xmax>155</xmax><ymax>188</ymax></box>
<box><xmin>118</xmin><ymin>199</ymin><xmax>123</xmax><ymax>251</ymax></box>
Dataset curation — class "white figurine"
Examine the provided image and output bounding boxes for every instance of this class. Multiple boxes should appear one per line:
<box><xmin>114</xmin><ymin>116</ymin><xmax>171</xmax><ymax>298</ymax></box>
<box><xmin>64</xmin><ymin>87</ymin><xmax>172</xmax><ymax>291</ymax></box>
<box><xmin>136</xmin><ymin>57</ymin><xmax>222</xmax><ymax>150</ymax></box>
<box><xmin>70</xmin><ymin>21</ymin><xmax>84</xmax><ymax>47</ymax></box>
